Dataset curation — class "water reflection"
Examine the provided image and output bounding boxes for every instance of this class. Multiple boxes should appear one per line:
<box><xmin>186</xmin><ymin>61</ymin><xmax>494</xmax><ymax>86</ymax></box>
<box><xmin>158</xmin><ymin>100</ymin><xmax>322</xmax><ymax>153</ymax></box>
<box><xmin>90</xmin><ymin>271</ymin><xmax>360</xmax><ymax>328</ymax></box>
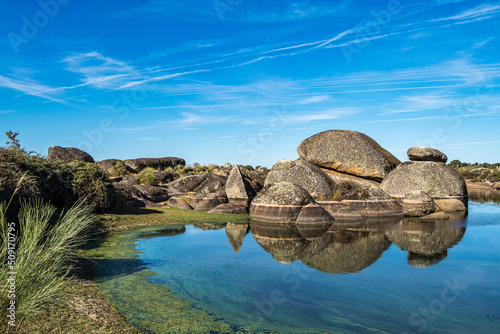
<box><xmin>250</xmin><ymin>222</ymin><xmax>392</xmax><ymax>273</ymax></box>
<box><xmin>386</xmin><ymin>218</ymin><xmax>467</xmax><ymax>267</ymax></box>
<box><xmin>468</xmin><ymin>189</ymin><xmax>500</xmax><ymax>203</ymax></box>
<box><xmin>242</xmin><ymin>211</ymin><xmax>468</xmax><ymax>272</ymax></box>
<box><xmin>225</xmin><ymin>222</ymin><xmax>249</xmax><ymax>253</ymax></box>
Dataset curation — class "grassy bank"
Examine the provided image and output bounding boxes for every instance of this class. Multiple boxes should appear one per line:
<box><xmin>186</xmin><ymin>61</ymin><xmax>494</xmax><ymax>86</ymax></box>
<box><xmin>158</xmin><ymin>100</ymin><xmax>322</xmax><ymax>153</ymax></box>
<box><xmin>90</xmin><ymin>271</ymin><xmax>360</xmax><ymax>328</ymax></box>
<box><xmin>5</xmin><ymin>206</ymin><xmax>249</xmax><ymax>333</ymax></box>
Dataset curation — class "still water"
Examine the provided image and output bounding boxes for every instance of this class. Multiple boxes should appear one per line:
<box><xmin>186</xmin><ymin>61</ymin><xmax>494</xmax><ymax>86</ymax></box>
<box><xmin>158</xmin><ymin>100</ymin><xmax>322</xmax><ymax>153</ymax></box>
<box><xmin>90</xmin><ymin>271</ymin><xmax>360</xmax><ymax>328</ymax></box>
<box><xmin>86</xmin><ymin>196</ymin><xmax>500</xmax><ymax>333</ymax></box>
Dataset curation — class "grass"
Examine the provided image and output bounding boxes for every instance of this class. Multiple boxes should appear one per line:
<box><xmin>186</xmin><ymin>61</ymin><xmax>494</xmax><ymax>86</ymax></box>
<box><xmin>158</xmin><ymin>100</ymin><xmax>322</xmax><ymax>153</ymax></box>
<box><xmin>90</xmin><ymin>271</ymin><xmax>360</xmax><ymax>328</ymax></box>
<box><xmin>0</xmin><ymin>200</ymin><xmax>249</xmax><ymax>333</ymax></box>
<box><xmin>7</xmin><ymin>278</ymin><xmax>138</xmax><ymax>334</ymax></box>
<box><xmin>0</xmin><ymin>198</ymin><xmax>95</xmax><ymax>331</ymax></box>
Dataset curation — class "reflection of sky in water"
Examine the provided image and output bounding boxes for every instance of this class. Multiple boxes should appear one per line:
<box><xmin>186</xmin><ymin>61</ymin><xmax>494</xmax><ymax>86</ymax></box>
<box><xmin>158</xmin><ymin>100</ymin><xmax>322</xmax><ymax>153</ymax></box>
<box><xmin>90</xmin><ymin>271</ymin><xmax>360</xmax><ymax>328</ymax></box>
<box><xmin>90</xmin><ymin>201</ymin><xmax>500</xmax><ymax>334</ymax></box>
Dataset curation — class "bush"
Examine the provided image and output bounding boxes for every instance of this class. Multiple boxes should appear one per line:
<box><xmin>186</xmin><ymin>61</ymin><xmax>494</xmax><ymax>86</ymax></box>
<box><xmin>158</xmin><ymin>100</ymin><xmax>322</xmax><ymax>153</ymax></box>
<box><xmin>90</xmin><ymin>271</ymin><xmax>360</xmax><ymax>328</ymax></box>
<box><xmin>136</xmin><ymin>167</ymin><xmax>159</xmax><ymax>186</ymax></box>
<box><xmin>244</xmin><ymin>165</ymin><xmax>254</xmax><ymax>171</ymax></box>
<box><xmin>0</xmin><ymin>148</ymin><xmax>119</xmax><ymax>212</ymax></box>
<box><xmin>0</xmin><ymin>199</ymin><xmax>94</xmax><ymax>323</ymax></box>
<box><xmin>110</xmin><ymin>161</ymin><xmax>128</xmax><ymax>177</ymax></box>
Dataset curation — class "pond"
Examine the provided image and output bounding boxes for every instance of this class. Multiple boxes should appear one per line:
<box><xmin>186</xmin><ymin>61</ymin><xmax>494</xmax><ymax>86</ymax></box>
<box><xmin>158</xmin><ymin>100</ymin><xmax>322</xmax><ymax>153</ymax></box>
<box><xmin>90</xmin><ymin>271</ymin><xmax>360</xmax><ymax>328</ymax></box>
<box><xmin>85</xmin><ymin>193</ymin><xmax>500</xmax><ymax>333</ymax></box>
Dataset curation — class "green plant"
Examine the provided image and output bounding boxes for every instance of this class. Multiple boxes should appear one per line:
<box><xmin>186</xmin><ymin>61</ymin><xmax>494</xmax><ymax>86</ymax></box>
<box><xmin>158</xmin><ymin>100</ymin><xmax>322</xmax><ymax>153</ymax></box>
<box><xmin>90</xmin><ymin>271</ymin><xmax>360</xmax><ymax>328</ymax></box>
<box><xmin>244</xmin><ymin>165</ymin><xmax>254</xmax><ymax>171</ymax></box>
<box><xmin>5</xmin><ymin>131</ymin><xmax>21</xmax><ymax>150</ymax></box>
<box><xmin>0</xmin><ymin>198</ymin><xmax>94</xmax><ymax>325</ymax></box>
<box><xmin>110</xmin><ymin>161</ymin><xmax>128</xmax><ymax>177</ymax></box>
<box><xmin>136</xmin><ymin>167</ymin><xmax>159</xmax><ymax>186</ymax></box>
<box><xmin>0</xmin><ymin>148</ymin><xmax>119</xmax><ymax>213</ymax></box>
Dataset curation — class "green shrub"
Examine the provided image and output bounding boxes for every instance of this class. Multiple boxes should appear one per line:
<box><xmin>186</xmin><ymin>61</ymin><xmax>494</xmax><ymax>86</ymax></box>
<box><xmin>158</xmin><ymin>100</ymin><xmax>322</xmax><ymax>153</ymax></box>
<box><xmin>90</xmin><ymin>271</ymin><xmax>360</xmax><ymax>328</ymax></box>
<box><xmin>0</xmin><ymin>148</ymin><xmax>119</xmax><ymax>212</ymax></box>
<box><xmin>0</xmin><ymin>199</ymin><xmax>94</xmax><ymax>324</ymax></box>
<box><xmin>244</xmin><ymin>165</ymin><xmax>254</xmax><ymax>171</ymax></box>
<box><xmin>136</xmin><ymin>167</ymin><xmax>159</xmax><ymax>186</ymax></box>
<box><xmin>110</xmin><ymin>161</ymin><xmax>128</xmax><ymax>177</ymax></box>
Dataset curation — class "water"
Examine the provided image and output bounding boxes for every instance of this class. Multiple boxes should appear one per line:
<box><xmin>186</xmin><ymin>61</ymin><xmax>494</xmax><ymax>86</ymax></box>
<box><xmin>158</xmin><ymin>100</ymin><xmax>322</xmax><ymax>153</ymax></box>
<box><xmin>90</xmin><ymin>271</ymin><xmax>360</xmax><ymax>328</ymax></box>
<box><xmin>85</xmin><ymin>196</ymin><xmax>500</xmax><ymax>333</ymax></box>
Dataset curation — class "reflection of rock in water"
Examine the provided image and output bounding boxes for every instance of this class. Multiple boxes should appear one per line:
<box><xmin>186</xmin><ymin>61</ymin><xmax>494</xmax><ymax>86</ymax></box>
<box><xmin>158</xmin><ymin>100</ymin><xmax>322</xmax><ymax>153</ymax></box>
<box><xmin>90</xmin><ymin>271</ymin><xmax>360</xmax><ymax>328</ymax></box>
<box><xmin>137</xmin><ymin>225</ymin><xmax>186</xmax><ymax>239</ymax></box>
<box><xmin>250</xmin><ymin>222</ymin><xmax>390</xmax><ymax>273</ymax></box>
<box><xmin>301</xmin><ymin>229</ymin><xmax>390</xmax><ymax>274</ymax></box>
<box><xmin>468</xmin><ymin>190</ymin><xmax>500</xmax><ymax>204</ymax></box>
<box><xmin>407</xmin><ymin>251</ymin><xmax>448</xmax><ymax>268</ymax></box>
<box><xmin>225</xmin><ymin>223</ymin><xmax>249</xmax><ymax>254</ymax></box>
<box><xmin>250</xmin><ymin>223</ymin><xmax>305</xmax><ymax>264</ymax></box>
<box><xmin>386</xmin><ymin>218</ymin><xmax>466</xmax><ymax>267</ymax></box>
<box><xmin>193</xmin><ymin>222</ymin><xmax>227</xmax><ymax>230</ymax></box>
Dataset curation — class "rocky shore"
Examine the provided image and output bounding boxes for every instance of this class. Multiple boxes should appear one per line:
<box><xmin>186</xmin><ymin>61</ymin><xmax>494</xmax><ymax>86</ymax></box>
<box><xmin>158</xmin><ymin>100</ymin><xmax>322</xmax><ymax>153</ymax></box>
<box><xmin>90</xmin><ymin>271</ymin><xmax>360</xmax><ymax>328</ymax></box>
<box><xmin>45</xmin><ymin>129</ymin><xmax>469</xmax><ymax>223</ymax></box>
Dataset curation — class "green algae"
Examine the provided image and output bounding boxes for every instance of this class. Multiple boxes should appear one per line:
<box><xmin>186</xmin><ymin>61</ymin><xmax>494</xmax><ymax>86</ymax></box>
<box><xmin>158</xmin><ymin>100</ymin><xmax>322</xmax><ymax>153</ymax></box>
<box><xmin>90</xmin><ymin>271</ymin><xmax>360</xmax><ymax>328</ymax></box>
<box><xmin>83</xmin><ymin>225</ymin><xmax>243</xmax><ymax>334</ymax></box>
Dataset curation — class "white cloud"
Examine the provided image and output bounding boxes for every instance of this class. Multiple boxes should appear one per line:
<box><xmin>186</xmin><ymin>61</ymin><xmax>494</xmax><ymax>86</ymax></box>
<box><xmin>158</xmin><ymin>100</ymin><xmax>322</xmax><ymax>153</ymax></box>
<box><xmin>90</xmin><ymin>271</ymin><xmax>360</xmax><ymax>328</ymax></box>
<box><xmin>472</xmin><ymin>37</ymin><xmax>495</xmax><ymax>49</ymax></box>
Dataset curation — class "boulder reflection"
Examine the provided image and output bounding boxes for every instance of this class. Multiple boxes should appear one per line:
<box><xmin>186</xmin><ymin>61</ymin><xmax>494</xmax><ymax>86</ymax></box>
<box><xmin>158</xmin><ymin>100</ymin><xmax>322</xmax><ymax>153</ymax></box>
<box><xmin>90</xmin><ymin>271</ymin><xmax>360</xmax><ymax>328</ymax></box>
<box><xmin>244</xmin><ymin>211</ymin><xmax>468</xmax><ymax>272</ymax></box>
<box><xmin>386</xmin><ymin>212</ymin><xmax>467</xmax><ymax>267</ymax></box>
<box><xmin>249</xmin><ymin>221</ymin><xmax>391</xmax><ymax>273</ymax></box>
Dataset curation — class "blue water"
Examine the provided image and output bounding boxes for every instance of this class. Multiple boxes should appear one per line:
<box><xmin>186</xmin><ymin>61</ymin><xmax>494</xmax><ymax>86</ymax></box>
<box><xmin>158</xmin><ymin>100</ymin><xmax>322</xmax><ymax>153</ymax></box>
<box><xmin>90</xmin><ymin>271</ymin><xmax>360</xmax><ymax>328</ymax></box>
<box><xmin>88</xmin><ymin>200</ymin><xmax>500</xmax><ymax>333</ymax></box>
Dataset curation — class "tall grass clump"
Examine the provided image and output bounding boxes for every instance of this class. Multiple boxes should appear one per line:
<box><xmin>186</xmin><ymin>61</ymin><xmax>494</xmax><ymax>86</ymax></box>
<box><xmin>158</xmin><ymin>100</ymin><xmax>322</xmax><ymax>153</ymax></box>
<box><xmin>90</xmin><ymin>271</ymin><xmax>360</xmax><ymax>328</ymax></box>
<box><xmin>0</xmin><ymin>198</ymin><xmax>94</xmax><ymax>326</ymax></box>
<box><xmin>136</xmin><ymin>167</ymin><xmax>159</xmax><ymax>186</ymax></box>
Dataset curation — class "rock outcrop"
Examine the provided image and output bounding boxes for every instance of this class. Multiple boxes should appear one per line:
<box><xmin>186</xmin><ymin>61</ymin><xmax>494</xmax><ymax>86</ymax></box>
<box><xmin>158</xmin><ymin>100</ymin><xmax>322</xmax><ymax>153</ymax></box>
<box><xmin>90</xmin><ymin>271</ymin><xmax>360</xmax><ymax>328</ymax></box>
<box><xmin>208</xmin><ymin>203</ymin><xmax>248</xmax><ymax>214</ymax></box>
<box><xmin>190</xmin><ymin>188</ymin><xmax>228</xmax><ymax>211</ymax></box>
<box><xmin>225</xmin><ymin>165</ymin><xmax>256</xmax><ymax>205</ymax></box>
<box><xmin>264</xmin><ymin>159</ymin><xmax>336</xmax><ymax>198</ymax></box>
<box><xmin>380</xmin><ymin>161</ymin><xmax>468</xmax><ymax>202</ymax></box>
<box><xmin>297</xmin><ymin>130</ymin><xmax>400</xmax><ymax>181</ymax></box>
<box><xmin>47</xmin><ymin>146</ymin><xmax>94</xmax><ymax>163</ymax></box>
<box><xmin>407</xmin><ymin>146</ymin><xmax>447</xmax><ymax>163</ymax></box>
<box><xmin>96</xmin><ymin>159</ymin><xmax>131</xmax><ymax>174</ymax></box>
<box><xmin>123</xmin><ymin>157</ymin><xmax>185</xmax><ymax>173</ymax></box>
<box><xmin>168</xmin><ymin>196</ymin><xmax>192</xmax><ymax>210</ymax></box>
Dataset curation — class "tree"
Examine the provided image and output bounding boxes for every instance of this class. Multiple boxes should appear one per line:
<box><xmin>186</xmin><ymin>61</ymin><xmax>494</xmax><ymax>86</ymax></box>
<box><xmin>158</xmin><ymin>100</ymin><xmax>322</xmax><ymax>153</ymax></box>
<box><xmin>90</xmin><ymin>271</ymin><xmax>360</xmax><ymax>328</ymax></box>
<box><xmin>449</xmin><ymin>159</ymin><xmax>461</xmax><ymax>167</ymax></box>
<box><xmin>5</xmin><ymin>130</ymin><xmax>21</xmax><ymax>150</ymax></box>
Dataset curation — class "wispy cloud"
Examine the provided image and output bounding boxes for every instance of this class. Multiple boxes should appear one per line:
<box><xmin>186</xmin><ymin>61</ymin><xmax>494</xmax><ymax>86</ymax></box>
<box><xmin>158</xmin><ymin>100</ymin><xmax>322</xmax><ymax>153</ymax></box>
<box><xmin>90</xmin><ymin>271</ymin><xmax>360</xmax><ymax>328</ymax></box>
<box><xmin>472</xmin><ymin>37</ymin><xmax>495</xmax><ymax>49</ymax></box>
<box><xmin>0</xmin><ymin>109</ymin><xmax>16</xmax><ymax>114</ymax></box>
<box><xmin>432</xmin><ymin>3</ymin><xmax>500</xmax><ymax>22</ymax></box>
<box><xmin>0</xmin><ymin>74</ymin><xmax>64</xmax><ymax>103</ymax></box>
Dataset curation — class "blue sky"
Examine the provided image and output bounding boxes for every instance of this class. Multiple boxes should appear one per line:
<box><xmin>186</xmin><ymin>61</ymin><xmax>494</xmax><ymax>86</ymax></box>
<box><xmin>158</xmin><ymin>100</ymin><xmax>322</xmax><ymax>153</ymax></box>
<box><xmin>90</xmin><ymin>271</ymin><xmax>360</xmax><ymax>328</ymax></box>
<box><xmin>1</xmin><ymin>0</ymin><xmax>499</xmax><ymax>167</ymax></box>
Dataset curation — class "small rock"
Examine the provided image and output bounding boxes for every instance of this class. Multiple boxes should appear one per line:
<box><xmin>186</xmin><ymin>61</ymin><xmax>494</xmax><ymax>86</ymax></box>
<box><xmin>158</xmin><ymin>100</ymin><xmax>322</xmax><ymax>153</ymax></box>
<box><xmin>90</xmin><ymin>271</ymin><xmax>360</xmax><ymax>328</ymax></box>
<box><xmin>407</xmin><ymin>146</ymin><xmax>448</xmax><ymax>163</ymax></box>
<box><xmin>168</xmin><ymin>197</ymin><xmax>192</xmax><ymax>210</ymax></box>
<box><xmin>208</xmin><ymin>203</ymin><xmax>248</xmax><ymax>214</ymax></box>
<box><xmin>434</xmin><ymin>199</ymin><xmax>467</xmax><ymax>212</ymax></box>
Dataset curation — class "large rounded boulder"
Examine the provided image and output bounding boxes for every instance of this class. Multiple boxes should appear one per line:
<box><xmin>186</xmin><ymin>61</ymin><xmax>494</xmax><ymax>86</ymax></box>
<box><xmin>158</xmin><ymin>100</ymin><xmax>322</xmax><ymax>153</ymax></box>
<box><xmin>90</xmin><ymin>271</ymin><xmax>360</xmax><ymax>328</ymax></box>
<box><xmin>264</xmin><ymin>159</ymin><xmax>337</xmax><ymax>199</ymax></box>
<box><xmin>250</xmin><ymin>182</ymin><xmax>333</xmax><ymax>223</ymax></box>
<box><xmin>297</xmin><ymin>130</ymin><xmax>400</xmax><ymax>181</ymax></box>
<box><xmin>47</xmin><ymin>146</ymin><xmax>94</xmax><ymax>163</ymax></box>
<box><xmin>380</xmin><ymin>161</ymin><xmax>467</xmax><ymax>202</ymax></box>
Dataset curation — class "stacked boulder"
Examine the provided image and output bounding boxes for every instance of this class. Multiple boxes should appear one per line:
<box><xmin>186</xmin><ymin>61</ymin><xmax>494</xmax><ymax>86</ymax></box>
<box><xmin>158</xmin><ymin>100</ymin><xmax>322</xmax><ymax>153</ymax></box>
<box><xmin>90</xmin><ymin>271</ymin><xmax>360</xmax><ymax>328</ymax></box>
<box><xmin>251</xmin><ymin>130</ymin><xmax>403</xmax><ymax>222</ymax></box>
<box><xmin>381</xmin><ymin>146</ymin><xmax>467</xmax><ymax>218</ymax></box>
<box><xmin>250</xmin><ymin>130</ymin><xmax>468</xmax><ymax>223</ymax></box>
